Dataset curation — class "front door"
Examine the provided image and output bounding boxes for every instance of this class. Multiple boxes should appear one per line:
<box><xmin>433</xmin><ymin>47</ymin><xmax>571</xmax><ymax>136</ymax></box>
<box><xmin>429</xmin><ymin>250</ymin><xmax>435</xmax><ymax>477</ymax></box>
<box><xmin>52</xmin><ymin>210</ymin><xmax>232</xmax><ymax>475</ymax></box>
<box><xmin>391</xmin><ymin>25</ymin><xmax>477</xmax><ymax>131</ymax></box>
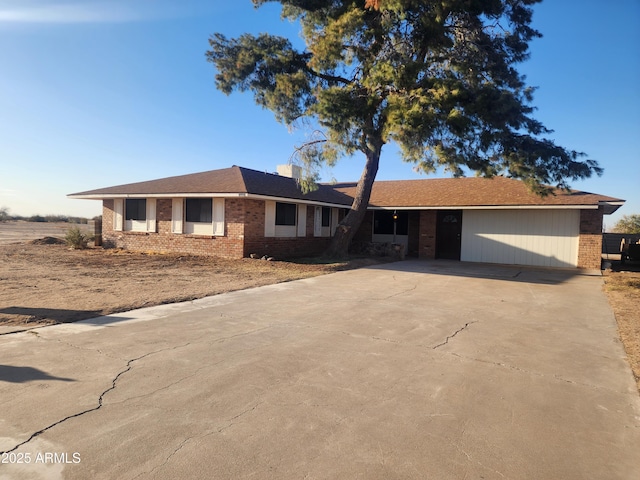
<box><xmin>436</xmin><ymin>210</ymin><xmax>462</xmax><ymax>260</ymax></box>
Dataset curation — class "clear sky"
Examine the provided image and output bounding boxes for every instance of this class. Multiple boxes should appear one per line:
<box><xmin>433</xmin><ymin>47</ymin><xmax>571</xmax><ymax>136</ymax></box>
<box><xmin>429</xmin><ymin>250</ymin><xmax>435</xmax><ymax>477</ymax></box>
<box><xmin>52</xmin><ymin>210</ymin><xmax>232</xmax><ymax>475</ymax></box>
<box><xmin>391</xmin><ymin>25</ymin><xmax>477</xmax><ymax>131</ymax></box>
<box><xmin>0</xmin><ymin>0</ymin><xmax>638</xmax><ymax>230</ymax></box>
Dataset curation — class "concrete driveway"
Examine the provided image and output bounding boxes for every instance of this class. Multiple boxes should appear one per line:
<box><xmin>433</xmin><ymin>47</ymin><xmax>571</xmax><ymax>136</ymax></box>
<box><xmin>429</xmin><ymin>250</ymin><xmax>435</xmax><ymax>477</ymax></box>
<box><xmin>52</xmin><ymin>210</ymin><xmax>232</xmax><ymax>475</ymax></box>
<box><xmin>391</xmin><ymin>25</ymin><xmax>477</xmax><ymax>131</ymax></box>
<box><xmin>1</xmin><ymin>260</ymin><xmax>639</xmax><ymax>479</ymax></box>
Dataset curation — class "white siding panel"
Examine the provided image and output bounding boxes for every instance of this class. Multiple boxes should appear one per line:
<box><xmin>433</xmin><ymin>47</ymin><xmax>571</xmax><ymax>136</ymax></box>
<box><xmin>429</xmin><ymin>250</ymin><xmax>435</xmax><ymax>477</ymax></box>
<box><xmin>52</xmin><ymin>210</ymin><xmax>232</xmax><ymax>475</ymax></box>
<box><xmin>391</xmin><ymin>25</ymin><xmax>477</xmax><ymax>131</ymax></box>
<box><xmin>331</xmin><ymin>208</ymin><xmax>339</xmax><ymax>235</ymax></box>
<box><xmin>264</xmin><ymin>201</ymin><xmax>276</xmax><ymax>237</ymax></box>
<box><xmin>146</xmin><ymin>198</ymin><xmax>157</xmax><ymax>233</ymax></box>
<box><xmin>113</xmin><ymin>199</ymin><xmax>124</xmax><ymax>232</ymax></box>
<box><xmin>171</xmin><ymin>198</ymin><xmax>183</xmax><ymax>234</ymax></box>
<box><xmin>297</xmin><ymin>204</ymin><xmax>307</xmax><ymax>237</ymax></box>
<box><xmin>461</xmin><ymin>210</ymin><xmax>579</xmax><ymax>268</ymax></box>
<box><xmin>314</xmin><ymin>207</ymin><xmax>322</xmax><ymax>237</ymax></box>
<box><xmin>213</xmin><ymin>198</ymin><xmax>225</xmax><ymax>236</ymax></box>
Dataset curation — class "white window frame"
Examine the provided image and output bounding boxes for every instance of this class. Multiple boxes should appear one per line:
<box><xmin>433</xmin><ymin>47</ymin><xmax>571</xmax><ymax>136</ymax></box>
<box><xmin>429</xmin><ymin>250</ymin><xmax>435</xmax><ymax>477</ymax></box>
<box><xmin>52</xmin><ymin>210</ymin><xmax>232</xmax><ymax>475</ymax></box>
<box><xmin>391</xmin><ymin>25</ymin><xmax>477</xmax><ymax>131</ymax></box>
<box><xmin>314</xmin><ymin>206</ymin><xmax>339</xmax><ymax>237</ymax></box>
<box><xmin>172</xmin><ymin>197</ymin><xmax>225</xmax><ymax>236</ymax></box>
<box><xmin>265</xmin><ymin>201</ymin><xmax>306</xmax><ymax>238</ymax></box>
<box><xmin>115</xmin><ymin>198</ymin><xmax>155</xmax><ymax>233</ymax></box>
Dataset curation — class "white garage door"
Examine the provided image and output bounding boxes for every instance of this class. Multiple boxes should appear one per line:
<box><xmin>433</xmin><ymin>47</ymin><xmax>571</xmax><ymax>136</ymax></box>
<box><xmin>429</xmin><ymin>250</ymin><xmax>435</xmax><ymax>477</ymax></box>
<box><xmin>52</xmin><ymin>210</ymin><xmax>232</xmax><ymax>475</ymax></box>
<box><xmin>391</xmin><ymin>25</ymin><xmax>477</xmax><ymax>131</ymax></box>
<box><xmin>461</xmin><ymin>209</ymin><xmax>580</xmax><ymax>268</ymax></box>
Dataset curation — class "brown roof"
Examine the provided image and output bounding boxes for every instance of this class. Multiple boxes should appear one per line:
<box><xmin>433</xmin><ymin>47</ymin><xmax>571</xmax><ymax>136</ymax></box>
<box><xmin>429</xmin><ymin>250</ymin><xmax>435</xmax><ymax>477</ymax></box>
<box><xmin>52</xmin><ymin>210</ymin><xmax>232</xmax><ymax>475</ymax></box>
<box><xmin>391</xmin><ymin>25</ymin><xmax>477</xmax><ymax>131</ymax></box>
<box><xmin>332</xmin><ymin>176</ymin><xmax>623</xmax><ymax>210</ymax></box>
<box><xmin>69</xmin><ymin>166</ymin><xmax>354</xmax><ymax>206</ymax></box>
<box><xmin>69</xmin><ymin>167</ymin><xmax>623</xmax><ymax>212</ymax></box>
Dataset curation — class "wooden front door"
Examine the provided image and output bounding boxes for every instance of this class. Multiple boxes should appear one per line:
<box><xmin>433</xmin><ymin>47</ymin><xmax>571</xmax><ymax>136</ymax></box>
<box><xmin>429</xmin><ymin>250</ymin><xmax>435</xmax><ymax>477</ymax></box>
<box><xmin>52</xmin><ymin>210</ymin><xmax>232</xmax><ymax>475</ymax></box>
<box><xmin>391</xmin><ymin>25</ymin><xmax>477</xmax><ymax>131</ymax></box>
<box><xmin>436</xmin><ymin>210</ymin><xmax>463</xmax><ymax>260</ymax></box>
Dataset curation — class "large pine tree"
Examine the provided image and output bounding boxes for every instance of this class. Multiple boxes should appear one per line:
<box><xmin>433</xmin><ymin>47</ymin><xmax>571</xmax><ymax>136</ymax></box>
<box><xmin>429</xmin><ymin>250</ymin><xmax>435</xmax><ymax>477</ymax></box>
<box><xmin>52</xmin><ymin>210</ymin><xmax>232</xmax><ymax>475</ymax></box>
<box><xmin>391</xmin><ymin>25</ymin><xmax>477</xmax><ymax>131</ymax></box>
<box><xmin>207</xmin><ymin>0</ymin><xmax>601</xmax><ymax>257</ymax></box>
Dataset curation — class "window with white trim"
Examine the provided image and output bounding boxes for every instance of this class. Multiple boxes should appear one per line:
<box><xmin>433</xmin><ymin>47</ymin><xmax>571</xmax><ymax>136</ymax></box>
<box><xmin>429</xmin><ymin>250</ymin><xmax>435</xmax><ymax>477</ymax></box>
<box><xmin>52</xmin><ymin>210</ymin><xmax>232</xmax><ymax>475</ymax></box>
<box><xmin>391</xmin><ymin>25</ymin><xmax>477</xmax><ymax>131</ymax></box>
<box><xmin>186</xmin><ymin>198</ymin><xmax>212</xmax><ymax>223</ymax></box>
<box><xmin>115</xmin><ymin>198</ymin><xmax>156</xmax><ymax>233</ymax></box>
<box><xmin>172</xmin><ymin>197</ymin><xmax>225</xmax><ymax>236</ymax></box>
<box><xmin>314</xmin><ymin>206</ymin><xmax>339</xmax><ymax>237</ymax></box>
<box><xmin>265</xmin><ymin>201</ymin><xmax>306</xmax><ymax>237</ymax></box>
<box><xmin>276</xmin><ymin>202</ymin><xmax>297</xmax><ymax>226</ymax></box>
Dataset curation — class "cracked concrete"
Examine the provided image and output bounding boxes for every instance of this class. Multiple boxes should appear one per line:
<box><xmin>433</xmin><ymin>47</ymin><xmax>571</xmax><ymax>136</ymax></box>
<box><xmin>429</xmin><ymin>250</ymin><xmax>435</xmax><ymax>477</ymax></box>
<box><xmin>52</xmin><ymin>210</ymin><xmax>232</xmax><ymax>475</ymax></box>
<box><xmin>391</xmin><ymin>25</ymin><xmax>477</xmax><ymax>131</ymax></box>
<box><xmin>432</xmin><ymin>321</ymin><xmax>477</xmax><ymax>349</ymax></box>
<box><xmin>1</xmin><ymin>260</ymin><xmax>639</xmax><ymax>479</ymax></box>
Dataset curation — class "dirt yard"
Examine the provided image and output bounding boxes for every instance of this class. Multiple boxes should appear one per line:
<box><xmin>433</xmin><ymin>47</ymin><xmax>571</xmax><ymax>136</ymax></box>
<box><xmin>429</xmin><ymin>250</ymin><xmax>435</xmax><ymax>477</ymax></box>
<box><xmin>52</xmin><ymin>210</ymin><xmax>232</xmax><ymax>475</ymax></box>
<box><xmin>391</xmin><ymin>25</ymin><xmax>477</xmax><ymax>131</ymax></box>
<box><xmin>1</xmin><ymin>221</ymin><xmax>638</xmax><ymax>392</ymax></box>
<box><xmin>0</xmin><ymin>242</ymin><xmax>388</xmax><ymax>332</ymax></box>
<box><xmin>603</xmin><ymin>265</ymin><xmax>640</xmax><ymax>392</ymax></box>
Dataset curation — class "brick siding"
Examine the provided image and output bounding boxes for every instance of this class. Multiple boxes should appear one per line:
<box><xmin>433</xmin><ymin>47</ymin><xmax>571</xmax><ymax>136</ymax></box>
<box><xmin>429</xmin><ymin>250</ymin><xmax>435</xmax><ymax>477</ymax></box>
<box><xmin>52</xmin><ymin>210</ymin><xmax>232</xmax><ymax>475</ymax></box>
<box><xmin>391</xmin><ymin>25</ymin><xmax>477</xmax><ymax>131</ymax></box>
<box><xmin>102</xmin><ymin>198</ymin><xmax>244</xmax><ymax>258</ymax></box>
<box><xmin>418</xmin><ymin>210</ymin><xmax>437</xmax><ymax>259</ymax></box>
<box><xmin>102</xmin><ymin>198</ymin><xmax>331</xmax><ymax>260</ymax></box>
<box><xmin>243</xmin><ymin>201</ymin><xmax>331</xmax><ymax>258</ymax></box>
<box><xmin>577</xmin><ymin>207</ymin><xmax>604</xmax><ymax>269</ymax></box>
<box><xmin>102</xmin><ymin>198</ymin><xmax>604</xmax><ymax>268</ymax></box>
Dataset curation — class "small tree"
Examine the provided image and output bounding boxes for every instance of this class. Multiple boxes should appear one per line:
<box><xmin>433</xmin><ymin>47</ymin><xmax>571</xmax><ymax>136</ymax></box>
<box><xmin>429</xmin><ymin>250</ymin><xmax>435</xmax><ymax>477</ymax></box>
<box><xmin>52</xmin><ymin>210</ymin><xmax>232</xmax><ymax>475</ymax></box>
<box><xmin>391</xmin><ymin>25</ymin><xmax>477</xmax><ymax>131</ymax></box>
<box><xmin>207</xmin><ymin>0</ymin><xmax>602</xmax><ymax>257</ymax></box>
<box><xmin>0</xmin><ymin>206</ymin><xmax>9</xmax><ymax>222</ymax></box>
<box><xmin>612</xmin><ymin>215</ymin><xmax>640</xmax><ymax>234</ymax></box>
<box><xmin>65</xmin><ymin>226</ymin><xmax>93</xmax><ymax>250</ymax></box>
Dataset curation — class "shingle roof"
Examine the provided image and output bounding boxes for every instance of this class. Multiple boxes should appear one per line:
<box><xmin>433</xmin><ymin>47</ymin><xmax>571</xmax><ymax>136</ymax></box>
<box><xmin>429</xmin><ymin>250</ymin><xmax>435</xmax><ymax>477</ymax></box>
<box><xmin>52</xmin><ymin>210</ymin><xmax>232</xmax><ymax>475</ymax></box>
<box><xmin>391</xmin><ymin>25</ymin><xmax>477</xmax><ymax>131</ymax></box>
<box><xmin>69</xmin><ymin>167</ymin><xmax>623</xmax><ymax>211</ymax></box>
<box><xmin>331</xmin><ymin>176</ymin><xmax>623</xmax><ymax>209</ymax></box>
<box><xmin>69</xmin><ymin>166</ymin><xmax>354</xmax><ymax>206</ymax></box>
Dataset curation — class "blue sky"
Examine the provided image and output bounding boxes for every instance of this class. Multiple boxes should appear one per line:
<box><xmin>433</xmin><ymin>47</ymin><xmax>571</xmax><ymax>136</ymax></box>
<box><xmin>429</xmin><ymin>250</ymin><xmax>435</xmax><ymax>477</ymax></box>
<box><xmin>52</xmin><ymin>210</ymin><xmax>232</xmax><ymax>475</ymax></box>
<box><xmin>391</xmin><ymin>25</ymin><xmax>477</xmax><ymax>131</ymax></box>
<box><xmin>0</xmin><ymin>0</ymin><xmax>638</xmax><ymax>230</ymax></box>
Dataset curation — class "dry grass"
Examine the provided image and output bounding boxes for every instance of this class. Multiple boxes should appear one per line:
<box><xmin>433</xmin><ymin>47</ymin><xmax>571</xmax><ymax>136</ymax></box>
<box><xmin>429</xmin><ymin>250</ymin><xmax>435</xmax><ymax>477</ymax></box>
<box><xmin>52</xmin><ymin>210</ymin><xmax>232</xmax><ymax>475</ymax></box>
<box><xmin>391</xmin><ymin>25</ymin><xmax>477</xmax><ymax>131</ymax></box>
<box><xmin>0</xmin><ymin>243</ymin><xmax>391</xmax><ymax>329</ymax></box>
<box><xmin>603</xmin><ymin>265</ymin><xmax>640</xmax><ymax>393</ymax></box>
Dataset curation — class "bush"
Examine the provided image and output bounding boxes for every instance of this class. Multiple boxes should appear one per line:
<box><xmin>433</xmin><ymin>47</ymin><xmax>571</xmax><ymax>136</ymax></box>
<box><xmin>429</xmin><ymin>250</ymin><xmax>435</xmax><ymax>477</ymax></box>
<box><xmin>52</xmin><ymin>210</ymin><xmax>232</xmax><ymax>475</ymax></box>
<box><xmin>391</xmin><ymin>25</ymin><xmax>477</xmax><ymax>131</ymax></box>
<box><xmin>65</xmin><ymin>226</ymin><xmax>93</xmax><ymax>250</ymax></box>
<box><xmin>612</xmin><ymin>214</ymin><xmax>640</xmax><ymax>234</ymax></box>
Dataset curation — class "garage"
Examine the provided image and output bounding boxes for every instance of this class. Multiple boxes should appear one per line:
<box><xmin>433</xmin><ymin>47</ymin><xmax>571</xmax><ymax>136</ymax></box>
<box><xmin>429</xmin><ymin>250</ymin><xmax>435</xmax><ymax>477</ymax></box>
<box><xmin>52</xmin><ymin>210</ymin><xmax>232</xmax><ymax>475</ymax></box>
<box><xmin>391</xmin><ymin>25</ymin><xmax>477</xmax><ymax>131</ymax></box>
<box><xmin>461</xmin><ymin>209</ymin><xmax>580</xmax><ymax>268</ymax></box>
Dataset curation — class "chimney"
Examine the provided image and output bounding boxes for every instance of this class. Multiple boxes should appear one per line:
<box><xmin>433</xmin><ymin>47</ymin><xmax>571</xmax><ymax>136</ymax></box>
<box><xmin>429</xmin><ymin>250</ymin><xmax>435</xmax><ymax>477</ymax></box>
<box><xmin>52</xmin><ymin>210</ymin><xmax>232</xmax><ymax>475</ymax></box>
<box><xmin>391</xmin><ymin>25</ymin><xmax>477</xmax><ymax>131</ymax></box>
<box><xmin>276</xmin><ymin>164</ymin><xmax>302</xmax><ymax>180</ymax></box>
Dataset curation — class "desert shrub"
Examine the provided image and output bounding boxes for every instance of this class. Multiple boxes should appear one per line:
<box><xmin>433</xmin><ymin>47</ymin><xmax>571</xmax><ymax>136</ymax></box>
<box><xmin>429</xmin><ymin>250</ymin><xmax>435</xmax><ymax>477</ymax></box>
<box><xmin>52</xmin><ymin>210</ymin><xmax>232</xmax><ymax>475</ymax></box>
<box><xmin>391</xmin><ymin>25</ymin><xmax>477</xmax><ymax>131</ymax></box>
<box><xmin>0</xmin><ymin>206</ymin><xmax>9</xmax><ymax>222</ymax></box>
<box><xmin>65</xmin><ymin>226</ymin><xmax>93</xmax><ymax>250</ymax></box>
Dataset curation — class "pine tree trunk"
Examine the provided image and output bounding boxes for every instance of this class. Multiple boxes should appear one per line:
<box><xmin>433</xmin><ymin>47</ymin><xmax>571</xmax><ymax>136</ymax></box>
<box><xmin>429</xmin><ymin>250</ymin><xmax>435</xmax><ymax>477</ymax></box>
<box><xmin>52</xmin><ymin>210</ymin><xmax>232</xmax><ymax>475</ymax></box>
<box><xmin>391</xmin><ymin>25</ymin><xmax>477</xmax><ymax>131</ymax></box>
<box><xmin>326</xmin><ymin>147</ymin><xmax>381</xmax><ymax>258</ymax></box>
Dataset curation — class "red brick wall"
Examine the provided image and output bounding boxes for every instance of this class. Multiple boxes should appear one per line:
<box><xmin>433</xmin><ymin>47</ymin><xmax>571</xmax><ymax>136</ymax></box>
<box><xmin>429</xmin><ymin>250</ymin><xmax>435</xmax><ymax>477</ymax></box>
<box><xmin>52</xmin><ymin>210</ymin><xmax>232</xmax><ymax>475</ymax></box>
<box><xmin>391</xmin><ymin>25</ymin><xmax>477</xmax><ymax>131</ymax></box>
<box><xmin>407</xmin><ymin>211</ymin><xmax>420</xmax><ymax>257</ymax></box>
<box><xmin>352</xmin><ymin>211</ymin><xmax>373</xmax><ymax>245</ymax></box>
<box><xmin>578</xmin><ymin>207</ymin><xmax>604</xmax><ymax>269</ymax></box>
<box><xmin>102</xmin><ymin>198</ymin><xmax>245</xmax><ymax>258</ymax></box>
<box><xmin>418</xmin><ymin>210</ymin><xmax>437</xmax><ymax>259</ymax></box>
<box><xmin>243</xmin><ymin>201</ymin><xmax>331</xmax><ymax>258</ymax></box>
<box><xmin>102</xmin><ymin>198</ymin><xmax>332</xmax><ymax>259</ymax></box>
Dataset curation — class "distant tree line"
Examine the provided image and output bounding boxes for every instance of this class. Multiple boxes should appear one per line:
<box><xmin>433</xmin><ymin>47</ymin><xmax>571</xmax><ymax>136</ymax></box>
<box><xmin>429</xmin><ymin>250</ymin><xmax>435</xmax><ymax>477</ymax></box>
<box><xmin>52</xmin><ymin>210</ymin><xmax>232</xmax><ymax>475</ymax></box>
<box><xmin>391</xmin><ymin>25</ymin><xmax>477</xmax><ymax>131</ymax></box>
<box><xmin>611</xmin><ymin>214</ymin><xmax>640</xmax><ymax>234</ymax></box>
<box><xmin>0</xmin><ymin>206</ymin><xmax>100</xmax><ymax>224</ymax></box>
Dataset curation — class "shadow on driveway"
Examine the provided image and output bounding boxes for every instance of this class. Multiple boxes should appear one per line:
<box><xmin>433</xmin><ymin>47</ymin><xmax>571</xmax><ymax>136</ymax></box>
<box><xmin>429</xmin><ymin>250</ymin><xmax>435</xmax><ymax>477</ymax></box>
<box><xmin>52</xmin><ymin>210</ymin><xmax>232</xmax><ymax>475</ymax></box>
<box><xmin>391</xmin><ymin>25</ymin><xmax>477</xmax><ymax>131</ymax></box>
<box><xmin>0</xmin><ymin>365</ymin><xmax>75</xmax><ymax>383</ymax></box>
<box><xmin>366</xmin><ymin>259</ymin><xmax>598</xmax><ymax>285</ymax></box>
<box><xmin>0</xmin><ymin>306</ymin><xmax>102</xmax><ymax>323</ymax></box>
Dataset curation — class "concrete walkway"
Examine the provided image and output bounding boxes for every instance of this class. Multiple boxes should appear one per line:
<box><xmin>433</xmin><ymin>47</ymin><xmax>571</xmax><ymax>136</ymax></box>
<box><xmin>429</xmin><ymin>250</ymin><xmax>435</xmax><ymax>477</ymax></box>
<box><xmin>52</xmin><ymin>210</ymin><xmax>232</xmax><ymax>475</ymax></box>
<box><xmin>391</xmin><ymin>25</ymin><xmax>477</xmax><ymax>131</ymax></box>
<box><xmin>1</xmin><ymin>260</ymin><xmax>639</xmax><ymax>479</ymax></box>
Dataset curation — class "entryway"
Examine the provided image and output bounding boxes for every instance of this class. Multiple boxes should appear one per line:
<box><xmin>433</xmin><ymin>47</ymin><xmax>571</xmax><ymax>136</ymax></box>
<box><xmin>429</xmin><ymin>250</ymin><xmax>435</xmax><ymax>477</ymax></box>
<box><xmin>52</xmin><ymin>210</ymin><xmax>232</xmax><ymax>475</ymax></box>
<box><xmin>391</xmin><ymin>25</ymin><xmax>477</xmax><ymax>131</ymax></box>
<box><xmin>436</xmin><ymin>209</ymin><xmax>462</xmax><ymax>260</ymax></box>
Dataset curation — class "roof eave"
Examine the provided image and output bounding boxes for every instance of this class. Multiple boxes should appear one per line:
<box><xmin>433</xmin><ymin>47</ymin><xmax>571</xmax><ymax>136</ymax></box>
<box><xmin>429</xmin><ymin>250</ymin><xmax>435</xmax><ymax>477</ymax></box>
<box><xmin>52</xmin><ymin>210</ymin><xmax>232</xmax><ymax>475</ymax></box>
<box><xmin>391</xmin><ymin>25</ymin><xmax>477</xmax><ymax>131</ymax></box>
<box><xmin>366</xmin><ymin>204</ymin><xmax>603</xmax><ymax>210</ymax></box>
<box><xmin>600</xmin><ymin>201</ymin><xmax>625</xmax><ymax>215</ymax></box>
<box><xmin>67</xmin><ymin>192</ymin><xmax>352</xmax><ymax>209</ymax></box>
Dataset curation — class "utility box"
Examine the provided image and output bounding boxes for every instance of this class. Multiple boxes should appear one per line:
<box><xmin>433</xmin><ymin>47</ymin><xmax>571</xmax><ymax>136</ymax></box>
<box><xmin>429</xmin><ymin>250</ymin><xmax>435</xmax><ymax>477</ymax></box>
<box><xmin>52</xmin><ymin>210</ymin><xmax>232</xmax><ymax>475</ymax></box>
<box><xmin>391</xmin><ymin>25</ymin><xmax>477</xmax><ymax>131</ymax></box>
<box><xmin>88</xmin><ymin>219</ymin><xmax>102</xmax><ymax>246</ymax></box>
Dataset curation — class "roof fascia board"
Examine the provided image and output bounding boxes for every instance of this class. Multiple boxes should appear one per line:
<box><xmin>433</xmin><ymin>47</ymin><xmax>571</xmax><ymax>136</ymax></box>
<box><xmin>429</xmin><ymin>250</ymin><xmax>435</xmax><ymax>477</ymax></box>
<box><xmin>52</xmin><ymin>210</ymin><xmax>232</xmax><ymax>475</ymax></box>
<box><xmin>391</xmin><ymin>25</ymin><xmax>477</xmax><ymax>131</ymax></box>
<box><xmin>68</xmin><ymin>192</ymin><xmax>352</xmax><ymax>209</ymax></box>
<box><xmin>241</xmin><ymin>193</ymin><xmax>351</xmax><ymax>208</ymax></box>
<box><xmin>367</xmin><ymin>205</ymin><xmax>600</xmax><ymax>210</ymax></box>
<box><xmin>67</xmin><ymin>193</ymin><xmax>246</xmax><ymax>200</ymax></box>
<box><xmin>599</xmin><ymin>201</ymin><xmax>625</xmax><ymax>215</ymax></box>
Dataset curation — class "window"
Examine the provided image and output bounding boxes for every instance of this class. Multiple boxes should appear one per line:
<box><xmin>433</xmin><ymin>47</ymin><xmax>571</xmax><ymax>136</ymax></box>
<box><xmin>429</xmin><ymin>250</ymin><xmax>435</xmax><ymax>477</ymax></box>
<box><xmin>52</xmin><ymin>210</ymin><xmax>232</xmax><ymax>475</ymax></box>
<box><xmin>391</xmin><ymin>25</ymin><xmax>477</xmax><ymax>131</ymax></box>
<box><xmin>373</xmin><ymin>210</ymin><xmax>408</xmax><ymax>235</ymax></box>
<box><xmin>275</xmin><ymin>202</ymin><xmax>297</xmax><ymax>226</ymax></box>
<box><xmin>321</xmin><ymin>207</ymin><xmax>331</xmax><ymax>227</ymax></box>
<box><xmin>265</xmin><ymin>201</ymin><xmax>305</xmax><ymax>237</ymax></box>
<box><xmin>186</xmin><ymin>198</ymin><xmax>212</xmax><ymax>223</ymax></box>
<box><xmin>118</xmin><ymin>198</ymin><xmax>155</xmax><ymax>233</ymax></box>
<box><xmin>175</xmin><ymin>198</ymin><xmax>225</xmax><ymax>236</ymax></box>
<box><xmin>125</xmin><ymin>199</ymin><xmax>146</xmax><ymax>221</ymax></box>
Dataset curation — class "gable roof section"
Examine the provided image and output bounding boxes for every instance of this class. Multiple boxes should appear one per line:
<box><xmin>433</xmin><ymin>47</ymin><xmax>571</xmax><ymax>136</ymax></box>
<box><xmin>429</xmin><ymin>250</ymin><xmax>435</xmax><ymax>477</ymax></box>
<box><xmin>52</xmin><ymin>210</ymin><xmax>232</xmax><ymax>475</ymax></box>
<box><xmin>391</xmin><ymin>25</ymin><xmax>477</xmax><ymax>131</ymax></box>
<box><xmin>69</xmin><ymin>166</ymin><xmax>354</xmax><ymax>207</ymax></box>
<box><xmin>331</xmin><ymin>176</ymin><xmax>624</xmax><ymax>213</ymax></box>
<box><xmin>69</xmin><ymin>167</ymin><xmax>624</xmax><ymax>214</ymax></box>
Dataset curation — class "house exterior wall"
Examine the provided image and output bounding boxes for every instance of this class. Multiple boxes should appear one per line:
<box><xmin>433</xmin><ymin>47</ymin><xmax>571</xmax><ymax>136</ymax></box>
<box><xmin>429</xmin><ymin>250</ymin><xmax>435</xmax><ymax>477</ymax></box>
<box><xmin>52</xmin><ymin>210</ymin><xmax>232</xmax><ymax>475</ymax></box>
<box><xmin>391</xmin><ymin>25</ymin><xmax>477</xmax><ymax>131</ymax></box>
<box><xmin>460</xmin><ymin>209</ymin><xmax>580</xmax><ymax>268</ymax></box>
<box><xmin>102</xmin><ymin>198</ymin><xmax>245</xmax><ymax>258</ymax></box>
<box><xmin>418</xmin><ymin>210</ymin><xmax>437</xmax><ymax>259</ymax></box>
<box><xmin>103</xmin><ymin>198</ymin><xmax>333</xmax><ymax>259</ymax></box>
<box><xmin>243</xmin><ymin>199</ymin><xmax>331</xmax><ymax>258</ymax></box>
<box><xmin>577</xmin><ymin>207</ymin><xmax>604</xmax><ymax>269</ymax></box>
<box><xmin>101</xmin><ymin>197</ymin><xmax>605</xmax><ymax>268</ymax></box>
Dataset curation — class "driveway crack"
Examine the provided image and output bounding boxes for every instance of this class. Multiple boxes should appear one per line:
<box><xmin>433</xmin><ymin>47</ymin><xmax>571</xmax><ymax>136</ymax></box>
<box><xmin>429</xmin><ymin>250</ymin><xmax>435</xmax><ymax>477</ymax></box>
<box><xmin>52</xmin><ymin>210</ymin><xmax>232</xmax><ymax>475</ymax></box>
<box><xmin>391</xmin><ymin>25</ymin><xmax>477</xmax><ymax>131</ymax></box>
<box><xmin>383</xmin><ymin>284</ymin><xmax>418</xmax><ymax>299</ymax></box>
<box><xmin>0</xmin><ymin>343</ymin><xmax>190</xmax><ymax>454</ymax></box>
<box><xmin>432</xmin><ymin>321</ymin><xmax>477</xmax><ymax>349</ymax></box>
